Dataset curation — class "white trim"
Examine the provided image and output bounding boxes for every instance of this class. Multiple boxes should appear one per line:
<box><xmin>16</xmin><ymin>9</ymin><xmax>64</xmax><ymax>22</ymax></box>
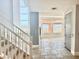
<box><xmin>71</xmin><ymin>50</ymin><xmax>75</xmax><ymax>56</ymax></box>
<box><xmin>32</xmin><ymin>45</ymin><xmax>39</xmax><ymax>48</ymax></box>
<box><xmin>71</xmin><ymin>51</ymin><xmax>79</xmax><ymax>56</ymax></box>
<box><xmin>64</xmin><ymin>10</ymin><xmax>72</xmax><ymax>15</ymax></box>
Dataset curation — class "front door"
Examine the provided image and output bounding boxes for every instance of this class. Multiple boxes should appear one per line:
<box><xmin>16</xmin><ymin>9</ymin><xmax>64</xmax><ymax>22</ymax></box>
<box><xmin>65</xmin><ymin>12</ymin><xmax>72</xmax><ymax>51</ymax></box>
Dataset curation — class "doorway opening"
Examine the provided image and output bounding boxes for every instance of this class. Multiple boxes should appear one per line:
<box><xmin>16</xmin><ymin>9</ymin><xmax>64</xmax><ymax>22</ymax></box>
<box><xmin>29</xmin><ymin>0</ymin><xmax>75</xmax><ymax>59</ymax></box>
<box><xmin>32</xmin><ymin>12</ymin><xmax>73</xmax><ymax>59</ymax></box>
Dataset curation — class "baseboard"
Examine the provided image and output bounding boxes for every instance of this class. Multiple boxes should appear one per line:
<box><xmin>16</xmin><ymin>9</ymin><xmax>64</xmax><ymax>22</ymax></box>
<box><xmin>75</xmin><ymin>52</ymin><xmax>79</xmax><ymax>56</ymax></box>
<box><xmin>71</xmin><ymin>51</ymin><xmax>79</xmax><ymax>56</ymax></box>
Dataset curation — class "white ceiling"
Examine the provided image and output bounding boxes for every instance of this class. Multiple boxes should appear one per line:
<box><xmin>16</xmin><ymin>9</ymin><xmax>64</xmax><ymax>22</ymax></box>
<box><xmin>29</xmin><ymin>0</ymin><xmax>75</xmax><ymax>16</ymax></box>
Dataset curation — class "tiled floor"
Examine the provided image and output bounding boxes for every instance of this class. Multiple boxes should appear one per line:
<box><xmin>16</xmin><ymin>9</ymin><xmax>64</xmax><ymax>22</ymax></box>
<box><xmin>32</xmin><ymin>37</ymin><xmax>79</xmax><ymax>59</ymax></box>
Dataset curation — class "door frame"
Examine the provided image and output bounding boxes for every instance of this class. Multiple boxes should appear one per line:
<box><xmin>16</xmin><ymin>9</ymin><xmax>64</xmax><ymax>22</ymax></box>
<box><xmin>64</xmin><ymin>11</ymin><xmax>72</xmax><ymax>51</ymax></box>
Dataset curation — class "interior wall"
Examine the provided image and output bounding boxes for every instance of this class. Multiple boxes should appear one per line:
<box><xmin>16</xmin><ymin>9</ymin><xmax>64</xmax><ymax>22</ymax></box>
<box><xmin>75</xmin><ymin>4</ymin><xmax>79</xmax><ymax>55</ymax></box>
<box><xmin>13</xmin><ymin>0</ymin><xmax>30</xmax><ymax>33</ymax></box>
<box><xmin>70</xmin><ymin>4</ymin><xmax>79</xmax><ymax>56</ymax></box>
<box><xmin>13</xmin><ymin>0</ymin><xmax>20</xmax><ymax>26</ymax></box>
<box><xmin>0</xmin><ymin>0</ymin><xmax>13</xmax><ymax>29</ymax></box>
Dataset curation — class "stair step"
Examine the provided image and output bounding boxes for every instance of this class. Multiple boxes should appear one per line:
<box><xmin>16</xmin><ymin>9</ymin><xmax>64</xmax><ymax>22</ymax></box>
<box><xmin>23</xmin><ymin>52</ymin><xmax>26</xmax><ymax>59</ymax></box>
<box><xmin>0</xmin><ymin>52</ymin><xmax>4</xmax><ymax>59</ymax></box>
<box><xmin>0</xmin><ymin>57</ymin><xmax>3</xmax><ymax>59</ymax></box>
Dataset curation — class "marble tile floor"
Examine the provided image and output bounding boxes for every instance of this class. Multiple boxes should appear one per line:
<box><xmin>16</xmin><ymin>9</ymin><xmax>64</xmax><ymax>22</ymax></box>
<box><xmin>32</xmin><ymin>37</ymin><xmax>79</xmax><ymax>59</ymax></box>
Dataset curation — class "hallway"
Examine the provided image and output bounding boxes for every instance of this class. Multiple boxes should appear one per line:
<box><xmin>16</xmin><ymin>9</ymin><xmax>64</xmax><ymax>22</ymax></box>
<box><xmin>0</xmin><ymin>0</ymin><xmax>79</xmax><ymax>59</ymax></box>
<box><xmin>32</xmin><ymin>37</ymin><xmax>79</xmax><ymax>59</ymax></box>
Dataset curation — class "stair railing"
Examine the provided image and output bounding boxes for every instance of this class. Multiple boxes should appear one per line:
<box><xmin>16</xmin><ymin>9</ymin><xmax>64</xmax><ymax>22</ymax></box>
<box><xmin>0</xmin><ymin>10</ymin><xmax>32</xmax><ymax>42</ymax></box>
<box><xmin>0</xmin><ymin>23</ymin><xmax>32</xmax><ymax>59</ymax></box>
<box><xmin>13</xmin><ymin>24</ymin><xmax>32</xmax><ymax>42</ymax></box>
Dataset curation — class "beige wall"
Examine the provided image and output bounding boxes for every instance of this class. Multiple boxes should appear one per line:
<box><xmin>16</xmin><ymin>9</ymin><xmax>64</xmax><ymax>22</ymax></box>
<box><xmin>74</xmin><ymin>4</ymin><xmax>79</xmax><ymax>55</ymax></box>
<box><xmin>0</xmin><ymin>0</ymin><xmax>13</xmax><ymax>29</ymax></box>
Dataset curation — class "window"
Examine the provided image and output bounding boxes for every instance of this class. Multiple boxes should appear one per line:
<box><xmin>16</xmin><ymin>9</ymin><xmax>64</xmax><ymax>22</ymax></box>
<box><xmin>53</xmin><ymin>23</ymin><xmax>63</xmax><ymax>33</ymax></box>
<box><xmin>42</xmin><ymin>24</ymin><xmax>48</xmax><ymax>30</ymax></box>
<box><xmin>42</xmin><ymin>24</ymin><xmax>48</xmax><ymax>34</ymax></box>
<box><xmin>20</xmin><ymin>0</ymin><xmax>29</xmax><ymax>27</ymax></box>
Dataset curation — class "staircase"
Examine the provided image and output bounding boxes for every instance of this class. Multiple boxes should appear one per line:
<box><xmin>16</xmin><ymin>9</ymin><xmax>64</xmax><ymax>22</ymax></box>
<box><xmin>0</xmin><ymin>10</ymin><xmax>32</xmax><ymax>42</ymax></box>
<box><xmin>13</xmin><ymin>24</ymin><xmax>31</xmax><ymax>43</ymax></box>
<box><xmin>0</xmin><ymin>22</ymin><xmax>32</xmax><ymax>59</ymax></box>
